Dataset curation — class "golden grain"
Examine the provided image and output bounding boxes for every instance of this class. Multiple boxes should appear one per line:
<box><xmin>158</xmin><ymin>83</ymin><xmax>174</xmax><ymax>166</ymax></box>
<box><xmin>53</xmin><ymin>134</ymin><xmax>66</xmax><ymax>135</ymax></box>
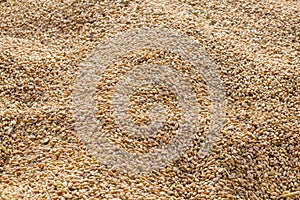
<box><xmin>0</xmin><ymin>0</ymin><xmax>299</xmax><ymax>199</ymax></box>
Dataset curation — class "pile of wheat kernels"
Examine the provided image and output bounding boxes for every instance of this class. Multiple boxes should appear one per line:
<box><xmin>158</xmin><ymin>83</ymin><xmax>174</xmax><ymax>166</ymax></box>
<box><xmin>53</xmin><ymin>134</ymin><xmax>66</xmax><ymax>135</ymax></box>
<box><xmin>0</xmin><ymin>0</ymin><xmax>299</xmax><ymax>199</ymax></box>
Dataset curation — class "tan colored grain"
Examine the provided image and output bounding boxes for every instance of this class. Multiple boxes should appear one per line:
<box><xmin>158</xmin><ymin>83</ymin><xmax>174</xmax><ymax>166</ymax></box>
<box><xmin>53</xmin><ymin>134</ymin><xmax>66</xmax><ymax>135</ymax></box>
<box><xmin>0</xmin><ymin>0</ymin><xmax>299</xmax><ymax>199</ymax></box>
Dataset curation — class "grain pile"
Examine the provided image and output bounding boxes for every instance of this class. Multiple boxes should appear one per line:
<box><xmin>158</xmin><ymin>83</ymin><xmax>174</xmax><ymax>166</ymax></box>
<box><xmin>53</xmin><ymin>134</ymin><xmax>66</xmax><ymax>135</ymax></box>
<box><xmin>0</xmin><ymin>0</ymin><xmax>299</xmax><ymax>199</ymax></box>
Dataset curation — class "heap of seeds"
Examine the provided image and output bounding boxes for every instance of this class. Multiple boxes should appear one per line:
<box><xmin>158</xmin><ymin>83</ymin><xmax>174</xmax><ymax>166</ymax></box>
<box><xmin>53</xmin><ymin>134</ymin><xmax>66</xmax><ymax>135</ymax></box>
<box><xmin>95</xmin><ymin>49</ymin><xmax>210</xmax><ymax>154</ymax></box>
<box><xmin>0</xmin><ymin>0</ymin><xmax>299</xmax><ymax>199</ymax></box>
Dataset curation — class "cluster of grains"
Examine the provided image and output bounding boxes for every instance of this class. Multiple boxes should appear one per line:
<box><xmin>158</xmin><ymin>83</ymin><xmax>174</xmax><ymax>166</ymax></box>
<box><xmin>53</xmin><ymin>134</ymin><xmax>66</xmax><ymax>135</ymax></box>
<box><xmin>0</xmin><ymin>0</ymin><xmax>299</xmax><ymax>199</ymax></box>
<box><xmin>71</xmin><ymin>27</ymin><xmax>224</xmax><ymax>173</ymax></box>
<box><xmin>95</xmin><ymin>49</ymin><xmax>209</xmax><ymax>154</ymax></box>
